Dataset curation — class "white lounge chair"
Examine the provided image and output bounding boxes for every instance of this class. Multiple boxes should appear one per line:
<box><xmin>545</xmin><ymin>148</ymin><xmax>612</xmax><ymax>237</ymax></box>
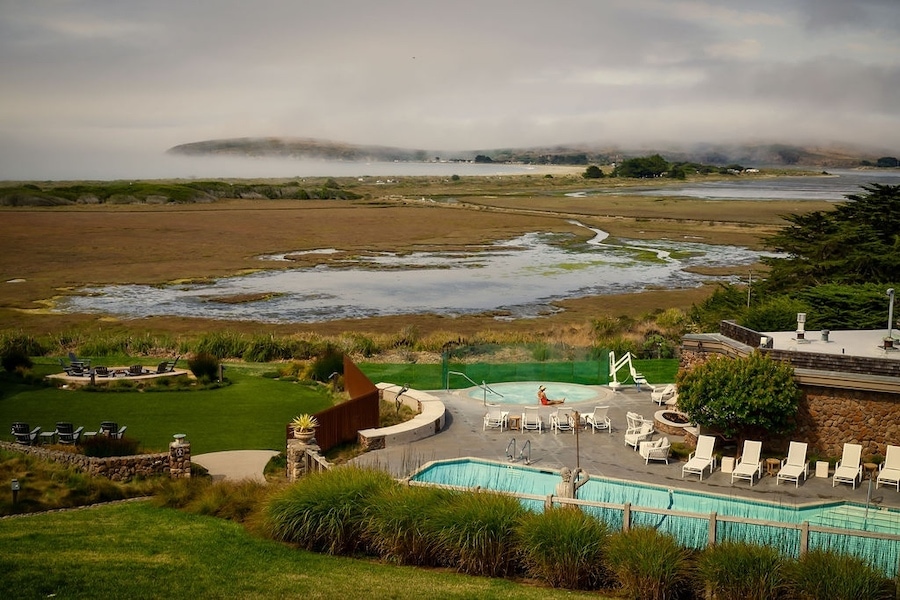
<box><xmin>550</xmin><ymin>408</ymin><xmax>575</xmax><ymax>435</ymax></box>
<box><xmin>832</xmin><ymin>443</ymin><xmax>863</xmax><ymax>489</ymax></box>
<box><xmin>731</xmin><ymin>440</ymin><xmax>763</xmax><ymax>486</ymax></box>
<box><xmin>651</xmin><ymin>384</ymin><xmax>676</xmax><ymax>406</ymax></box>
<box><xmin>624</xmin><ymin>419</ymin><xmax>654</xmax><ymax>450</ymax></box>
<box><xmin>483</xmin><ymin>410</ymin><xmax>509</xmax><ymax>432</ymax></box>
<box><xmin>521</xmin><ymin>407</ymin><xmax>543</xmax><ymax>433</ymax></box>
<box><xmin>584</xmin><ymin>406</ymin><xmax>611</xmax><ymax>434</ymax></box>
<box><xmin>876</xmin><ymin>445</ymin><xmax>900</xmax><ymax>491</ymax></box>
<box><xmin>629</xmin><ymin>363</ymin><xmax>648</xmax><ymax>390</ymax></box>
<box><xmin>776</xmin><ymin>441</ymin><xmax>809</xmax><ymax>487</ymax></box>
<box><xmin>683</xmin><ymin>435</ymin><xmax>717</xmax><ymax>480</ymax></box>
<box><xmin>639</xmin><ymin>437</ymin><xmax>671</xmax><ymax>464</ymax></box>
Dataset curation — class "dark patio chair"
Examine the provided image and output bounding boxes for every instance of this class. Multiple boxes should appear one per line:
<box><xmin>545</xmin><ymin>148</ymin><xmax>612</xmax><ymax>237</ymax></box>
<box><xmin>56</xmin><ymin>422</ymin><xmax>84</xmax><ymax>445</ymax></box>
<box><xmin>100</xmin><ymin>421</ymin><xmax>127</xmax><ymax>439</ymax></box>
<box><xmin>93</xmin><ymin>366</ymin><xmax>110</xmax><ymax>377</ymax></box>
<box><xmin>68</xmin><ymin>352</ymin><xmax>91</xmax><ymax>369</ymax></box>
<box><xmin>58</xmin><ymin>358</ymin><xmax>85</xmax><ymax>376</ymax></box>
<box><xmin>12</xmin><ymin>422</ymin><xmax>41</xmax><ymax>445</ymax></box>
<box><xmin>128</xmin><ymin>365</ymin><xmax>148</xmax><ymax>376</ymax></box>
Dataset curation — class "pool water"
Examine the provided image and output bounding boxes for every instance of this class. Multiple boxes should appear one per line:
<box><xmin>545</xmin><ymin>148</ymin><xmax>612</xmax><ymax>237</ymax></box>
<box><xmin>467</xmin><ymin>382</ymin><xmax>602</xmax><ymax>405</ymax></box>
<box><xmin>410</xmin><ymin>458</ymin><xmax>900</xmax><ymax>575</ymax></box>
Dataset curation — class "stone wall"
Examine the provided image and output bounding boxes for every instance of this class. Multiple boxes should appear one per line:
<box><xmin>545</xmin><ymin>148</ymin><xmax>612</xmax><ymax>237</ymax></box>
<box><xmin>0</xmin><ymin>440</ymin><xmax>191</xmax><ymax>481</ymax></box>
<box><xmin>286</xmin><ymin>438</ymin><xmax>331</xmax><ymax>482</ymax></box>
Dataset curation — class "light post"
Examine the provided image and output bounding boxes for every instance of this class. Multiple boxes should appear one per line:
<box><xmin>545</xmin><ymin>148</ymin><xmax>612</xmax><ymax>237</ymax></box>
<box><xmin>888</xmin><ymin>288</ymin><xmax>895</xmax><ymax>340</ymax></box>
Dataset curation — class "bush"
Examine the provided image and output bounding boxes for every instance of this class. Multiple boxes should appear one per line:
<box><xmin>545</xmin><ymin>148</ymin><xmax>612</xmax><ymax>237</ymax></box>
<box><xmin>81</xmin><ymin>436</ymin><xmax>140</xmax><ymax>458</ymax></box>
<box><xmin>790</xmin><ymin>549</ymin><xmax>895</xmax><ymax>600</ymax></box>
<box><xmin>430</xmin><ymin>491</ymin><xmax>525</xmax><ymax>578</ymax></box>
<box><xmin>308</xmin><ymin>346</ymin><xmax>343</xmax><ymax>382</ymax></box>
<box><xmin>364</xmin><ymin>485</ymin><xmax>456</xmax><ymax>566</ymax></box>
<box><xmin>605</xmin><ymin>527</ymin><xmax>691</xmax><ymax>600</ymax></box>
<box><xmin>696</xmin><ymin>541</ymin><xmax>790</xmax><ymax>600</ymax></box>
<box><xmin>1</xmin><ymin>347</ymin><xmax>32</xmax><ymax>372</ymax></box>
<box><xmin>188</xmin><ymin>352</ymin><xmax>220</xmax><ymax>382</ymax></box>
<box><xmin>517</xmin><ymin>507</ymin><xmax>609</xmax><ymax>589</ymax></box>
<box><xmin>264</xmin><ymin>466</ymin><xmax>395</xmax><ymax>555</ymax></box>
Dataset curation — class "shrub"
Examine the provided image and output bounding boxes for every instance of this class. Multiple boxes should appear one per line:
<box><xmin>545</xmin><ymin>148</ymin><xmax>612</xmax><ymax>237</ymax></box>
<box><xmin>1</xmin><ymin>347</ymin><xmax>32</xmax><ymax>372</ymax></box>
<box><xmin>364</xmin><ymin>485</ymin><xmax>456</xmax><ymax>566</ymax></box>
<box><xmin>264</xmin><ymin>466</ymin><xmax>395</xmax><ymax>555</ymax></box>
<box><xmin>308</xmin><ymin>345</ymin><xmax>343</xmax><ymax>382</ymax></box>
<box><xmin>790</xmin><ymin>549</ymin><xmax>895</xmax><ymax>600</ymax></box>
<box><xmin>605</xmin><ymin>527</ymin><xmax>691</xmax><ymax>600</ymax></box>
<box><xmin>188</xmin><ymin>352</ymin><xmax>220</xmax><ymax>382</ymax></box>
<box><xmin>184</xmin><ymin>479</ymin><xmax>270</xmax><ymax>524</ymax></box>
<box><xmin>696</xmin><ymin>541</ymin><xmax>789</xmax><ymax>600</ymax></box>
<box><xmin>430</xmin><ymin>491</ymin><xmax>525</xmax><ymax>578</ymax></box>
<box><xmin>81</xmin><ymin>436</ymin><xmax>140</xmax><ymax>458</ymax></box>
<box><xmin>516</xmin><ymin>507</ymin><xmax>609</xmax><ymax>589</ymax></box>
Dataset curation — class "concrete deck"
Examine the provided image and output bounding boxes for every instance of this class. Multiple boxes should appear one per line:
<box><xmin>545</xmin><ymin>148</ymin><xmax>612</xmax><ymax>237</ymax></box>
<box><xmin>193</xmin><ymin>450</ymin><xmax>279</xmax><ymax>482</ymax></box>
<box><xmin>351</xmin><ymin>384</ymin><xmax>900</xmax><ymax>510</ymax></box>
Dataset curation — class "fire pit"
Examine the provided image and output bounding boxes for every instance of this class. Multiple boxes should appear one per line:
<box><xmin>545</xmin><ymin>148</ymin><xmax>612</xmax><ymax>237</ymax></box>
<box><xmin>654</xmin><ymin>409</ymin><xmax>692</xmax><ymax>435</ymax></box>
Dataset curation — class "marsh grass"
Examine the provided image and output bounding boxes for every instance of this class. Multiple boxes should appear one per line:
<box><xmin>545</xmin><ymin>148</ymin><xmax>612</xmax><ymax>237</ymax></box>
<box><xmin>790</xmin><ymin>549</ymin><xmax>896</xmax><ymax>600</ymax></box>
<box><xmin>264</xmin><ymin>466</ymin><xmax>396</xmax><ymax>554</ymax></box>
<box><xmin>604</xmin><ymin>527</ymin><xmax>692</xmax><ymax>600</ymax></box>
<box><xmin>431</xmin><ymin>491</ymin><xmax>526</xmax><ymax>578</ymax></box>
<box><xmin>364</xmin><ymin>485</ymin><xmax>456</xmax><ymax>566</ymax></box>
<box><xmin>696</xmin><ymin>541</ymin><xmax>789</xmax><ymax>600</ymax></box>
<box><xmin>516</xmin><ymin>507</ymin><xmax>609</xmax><ymax>589</ymax></box>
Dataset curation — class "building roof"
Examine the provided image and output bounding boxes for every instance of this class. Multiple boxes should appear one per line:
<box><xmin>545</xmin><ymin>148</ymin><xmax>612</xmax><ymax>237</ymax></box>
<box><xmin>760</xmin><ymin>329</ymin><xmax>900</xmax><ymax>361</ymax></box>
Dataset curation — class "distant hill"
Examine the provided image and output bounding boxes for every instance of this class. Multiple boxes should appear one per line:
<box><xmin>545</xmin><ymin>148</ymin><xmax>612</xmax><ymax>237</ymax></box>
<box><xmin>167</xmin><ymin>137</ymin><xmax>891</xmax><ymax>168</ymax></box>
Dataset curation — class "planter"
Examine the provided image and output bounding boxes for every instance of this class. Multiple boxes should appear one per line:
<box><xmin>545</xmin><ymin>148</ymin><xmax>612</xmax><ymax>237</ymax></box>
<box><xmin>293</xmin><ymin>430</ymin><xmax>316</xmax><ymax>443</ymax></box>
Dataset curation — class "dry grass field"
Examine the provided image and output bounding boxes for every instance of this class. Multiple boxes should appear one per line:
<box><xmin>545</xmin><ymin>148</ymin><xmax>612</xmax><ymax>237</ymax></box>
<box><xmin>0</xmin><ymin>174</ymin><xmax>833</xmax><ymax>341</ymax></box>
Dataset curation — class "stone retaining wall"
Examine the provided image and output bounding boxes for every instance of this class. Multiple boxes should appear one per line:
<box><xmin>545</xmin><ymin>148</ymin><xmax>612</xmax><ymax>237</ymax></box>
<box><xmin>357</xmin><ymin>383</ymin><xmax>445</xmax><ymax>451</ymax></box>
<box><xmin>0</xmin><ymin>440</ymin><xmax>191</xmax><ymax>481</ymax></box>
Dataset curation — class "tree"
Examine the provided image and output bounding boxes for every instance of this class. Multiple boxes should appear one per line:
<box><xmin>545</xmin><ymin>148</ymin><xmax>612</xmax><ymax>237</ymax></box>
<box><xmin>613</xmin><ymin>154</ymin><xmax>670</xmax><ymax>178</ymax></box>
<box><xmin>876</xmin><ymin>156</ymin><xmax>898</xmax><ymax>168</ymax></box>
<box><xmin>762</xmin><ymin>184</ymin><xmax>900</xmax><ymax>292</ymax></box>
<box><xmin>676</xmin><ymin>352</ymin><xmax>800</xmax><ymax>446</ymax></box>
<box><xmin>582</xmin><ymin>165</ymin><xmax>604</xmax><ymax>179</ymax></box>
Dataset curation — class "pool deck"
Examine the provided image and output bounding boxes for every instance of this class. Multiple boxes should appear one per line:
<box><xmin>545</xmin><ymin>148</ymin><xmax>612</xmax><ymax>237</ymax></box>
<box><xmin>351</xmin><ymin>384</ymin><xmax>900</xmax><ymax>510</ymax></box>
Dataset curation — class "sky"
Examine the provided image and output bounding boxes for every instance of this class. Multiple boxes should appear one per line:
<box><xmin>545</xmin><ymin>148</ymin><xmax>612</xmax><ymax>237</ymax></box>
<box><xmin>1</xmin><ymin>0</ymin><xmax>899</xmax><ymax>180</ymax></box>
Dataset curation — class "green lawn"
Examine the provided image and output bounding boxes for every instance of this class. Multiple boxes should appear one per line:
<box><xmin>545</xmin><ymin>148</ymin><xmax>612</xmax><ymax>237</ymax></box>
<box><xmin>1</xmin><ymin>360</ymin><xmax>334</xmax><ymax>454</ymax></box>
<box><xmin>0</xmin><ymin>501</ymin><xmax>603</xmax><ymax>600</ymax></box>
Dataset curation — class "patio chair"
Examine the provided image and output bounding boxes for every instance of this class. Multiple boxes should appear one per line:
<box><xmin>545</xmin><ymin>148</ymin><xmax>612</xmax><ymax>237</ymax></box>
<box><xmin>58</xmin><ymin>358</ymin><xmax>85</xmax><ymax>376</ymax></box>
<box><xmin>521</xmin><ymin>407</ymin><xmax>543</xmax><ymax>433</ymax></box>
<box><xmin>876</xmin><ymin>445</ymin><xmax>900</xmax><ymax>491</ymax></box>
<box><xmin>68</xmin><ymin>352</ymin><xmax>91</xmax><ymax>369</ymax></box>
<box><xmin>93</xmin><ymin>366</ymin><xmax>110</xmax><ymax>377</ymax></box>
<box><xmin>639</xmin><ymin>436</ymin><xmax>671</xmax><ymax>464</ymax></box>
<box><xmin>629</xmin><ymin>363</ymin><xmax>648</xmax><ymax>390</ymax></box>
<box><xmin>832</xmin><ymin>443</ymin><xmax>863</xmax><ymax>489</ymax></box>
<box><xmin>128</xmin><ymin>365</ymin><xmax>148</xmax><ymax>376</ymax></box>
<box><xmin>624</xmin><ymin>419</ymin><xmax>654</xmax><ymax>450</ymax></box>
<box><xmin>625</xmin><ymin>411</ymin><xmax>644</xmax><ymax>430</ymax></box>
<box><xmin>730</xmin><ymin>440</ymin><xmax>763</xmax><ymax>486</ymax></box>
<box><xmin>550</xmin><ymin>408</ymin><xmax>576</xmax><ymax>435</ymax></box>
<box><xmin>584</xmin><ymin>406</ymin><xmax>611</xmax><ymax>434</ymax></box>
<box><xmin>483</xmin><ymin>410</ymin><xmax>509</xmax><ymax>432</ymax></box>
<box><xmin>651</xmin><ymin>384</ymin><xmax>676</xmax><ymax>406</ymax></box>
<box><xmin>12</xmin><ymin>422</ymin><xmax>41</xmax><ymax>445</ymax></box>
<box><xmin>55</xmin><ymin>422</ymin><xmax>84</xmax><ymax>445</ymax></box>
<box><xmin>776</xmin><ymin>441</ymin><xmax>809</xmax><ymax>487</ymax></box>
<box><xmin>682</xmin><ymin>434</ymin><xmax>717</xmax><ymax>480</ymax></box>
<box><xmin>100</xmin><ymin>421</ymin><xmax>127</xmax><ymax>439</ymax></box>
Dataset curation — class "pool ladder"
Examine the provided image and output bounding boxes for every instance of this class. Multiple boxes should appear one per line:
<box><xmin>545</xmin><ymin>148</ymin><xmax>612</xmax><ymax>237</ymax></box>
<box><xmin>505</xmin><ymin>438</ymin><xmax>532</xmax><ymax>465</ymax></box>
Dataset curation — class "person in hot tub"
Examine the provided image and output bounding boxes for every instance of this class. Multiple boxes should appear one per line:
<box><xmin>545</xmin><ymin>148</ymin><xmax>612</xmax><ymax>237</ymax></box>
<box><xmin>537</xmin><ymin>385</ymin><xmax>565</xmax><ymax>405</ymax></box>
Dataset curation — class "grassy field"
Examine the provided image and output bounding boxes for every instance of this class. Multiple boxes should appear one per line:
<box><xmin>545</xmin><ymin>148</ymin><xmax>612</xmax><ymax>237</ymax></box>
<box><xmin>0</xmin><ymin>500</ymin><xmax>603</xmax><ymax>599</ymax></box>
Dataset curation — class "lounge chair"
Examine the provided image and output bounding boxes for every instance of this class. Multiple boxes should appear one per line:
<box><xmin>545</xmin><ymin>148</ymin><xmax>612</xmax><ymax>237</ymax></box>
<box><xmin>55</xmin><ymin>422</ymin><xmax>84</xmax><ymax>445</ymax></box>
<box><xmin>629</xmin><ymin>363</ymin><xmax>648</xmax><ymax>390</ymax></box>
<box><xmin>651</xmin><ymin>384</ymin><xmax>676</xmax><ymax>406</ymax></box>
<box><xmin>58</xmin><ymin>358</ymin><xmax>85</xmax><ymax>376</ymax></box>
<box><xmin>128</xmin><ymin>365</ymin><xmax>148</xmax><ymax>376</ymax></box>
<box><xmin>550</xmin><ymin>408</ymin><xmax>576</xmax><ymax>434</ymax></box>
<box><xmin>832</xmin><ymin>443</ymin><xmax>863</xmax><ymax>489</ymax></box>
<box><xmin>639</xmin><ymin>436</ymin><xmax>671</xmax><ymax>464</ymax></box>
<box><xmin>483</xmin><ymin>410</ymin><xmax>509</xmax><ymax>432</ymax></box>
<box><xmin>68</xmin><ymin>352</ymin><xmax>91</xmax><ymax>369</ymax></box>
<box><xmin>521</xmin><ymin>407</ymin><xmax>543</xmax><ymax>433</ymax></box>
<box><xmin>100</xmin><ymin>421</ymin><xmax>127</xmax><ymax>439</ymax></box>
<box><xmin>584</xmin><ymin>406</ymin><xmax>611</xmax><ymax>434</ymax></box>
<box><xmin>731</xmin><ymin>440</ymin><xmax>763</xmax><ymax>486</ymax></box>
<box><xmin>683</xmin><ymin>434</ymin><xmax>717</xmax><ymax>480</ymax></box>
<box><xmin>624</xmin><ymin>418</ymin><xmax>654</xmax><ymax>450</ymax></box>
<box><xmin>876</xmin><ymin>445</ymin><xmax>900</xmax><ymax>491</ymax></box>
<box><xmin>93</xmin><ymin>366</ymin><xmax>110</xmax><ymax>377</ymax></box>
<box><xmin>12</xmin><ymin>422</ymin><xmax>41</xmax><ymax>445</ymax></box>
<box><xmin>776</xmin><ymin>441</ymin><xmax>809</xmax><ymax>487</ymax></box>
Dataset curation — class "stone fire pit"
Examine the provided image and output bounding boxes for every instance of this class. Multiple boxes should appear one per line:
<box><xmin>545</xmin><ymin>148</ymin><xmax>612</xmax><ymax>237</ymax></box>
<box><xmin>654</xmin><ymin>409</ymin><xmax>692</xmax><ymax>436</ymax></box>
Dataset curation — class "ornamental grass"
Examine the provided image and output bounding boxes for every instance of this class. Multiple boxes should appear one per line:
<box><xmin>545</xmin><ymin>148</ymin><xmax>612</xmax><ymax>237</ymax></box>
<box><xmin>696</xmin><ymin>541</ymin><xmax>789</xmax><ymax>600</ymax></box>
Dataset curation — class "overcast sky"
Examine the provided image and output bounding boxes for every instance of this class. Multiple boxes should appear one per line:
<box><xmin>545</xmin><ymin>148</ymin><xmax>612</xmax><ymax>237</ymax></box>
<box><xmin>1</xmin><ymin>0</ymin><xmax>899</xmax><ymax>179</ymax></box>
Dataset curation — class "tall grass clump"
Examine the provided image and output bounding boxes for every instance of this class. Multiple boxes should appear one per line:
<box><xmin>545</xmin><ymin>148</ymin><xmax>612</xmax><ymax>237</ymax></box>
<box><xmin>0</xmin><ymin>332</ymin><xmax>47</xmax><ymax>357</ymax></box>
<box><xmin>790</xmin><ymin>549</ymin><xmax>896</xmax><ymax>600</ymax></box>
<box><xmin>696</xmin><ymin>541</ymin><xmax>789</xmax><ymax>600</ymax></box>
<box><xmin>605</xmin><ymin>527</ymin><xmax>691</xmax><ymax>600</ymax></box>
<box><xmin>188</xmin><ymin>352</ymin><xmax>220</xmax><ymax>382</ymax></box>
<box><xmin>430</xmin><ymin>491</ymin><xmax>525</xmax><ymax>578</ymax></box>
<box><xmin>264</xmin><ymin>466</ymin><xmax>396</xmax><ymax>555</ymax></box>
<box><xmin>183</xmin><ymin>479</ymin><xmax>270</xmax><ymax>525</ymax></box>
<box><xmin>308</xmin><ymin>345</ymin><xmax>343</xmax><ymax>382</ymax></box>
<box><xmin>516</xmin><ymin>507</ymin><xmax>609</xmax><ymax>589</ymax></box>
<box><xmin>196</xmin><ymin>331</ymin><xmax>246</xmax><ymax>359</ymax></box>
<box><xmin>243</xmin><ymin>334</ymin><xmax>294</xmax><ymax>362</ymax></box>
<box><xmin>364</xmin><ymin>485</ymin><xmax>456</xmax><ymax>566</ymax></box>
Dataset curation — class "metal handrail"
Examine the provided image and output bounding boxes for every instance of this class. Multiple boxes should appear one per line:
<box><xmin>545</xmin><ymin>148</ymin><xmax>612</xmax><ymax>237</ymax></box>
<box><xmin>506</xmin><ymin>438</ymin><xmax>516</xmax><ymax>461</ymax></box>
<box><xmin>447</xmin><ymin>370</ymin><xmax>504</xmax><ymax>405</ymax></box>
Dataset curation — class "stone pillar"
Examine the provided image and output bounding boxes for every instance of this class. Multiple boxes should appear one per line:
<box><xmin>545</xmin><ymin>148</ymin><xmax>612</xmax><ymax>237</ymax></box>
<box><xmin>286</xmin><ymin>438</ymin><xmax>319</xmax><ymax>482</ymax></box>
<box><xmin>169</xmin><ymin>434</ymin><xmax>191</xmax><ymax>479</ymax></box>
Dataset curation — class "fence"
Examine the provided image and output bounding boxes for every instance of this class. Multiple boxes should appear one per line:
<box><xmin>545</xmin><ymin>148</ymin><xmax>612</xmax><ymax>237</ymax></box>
<box><xmin>304</xmin><ymin>356</ymin><xmax>379</xmax><ymax>452</ymax></box>
<box><xmin>407</xmin><ymin>481</ymin><xmax>900</xmax><ymax>578</ymax></box>
<box><xmin>441</xmin><ymin>344</ymin><xmax>610</xmax><ymax>387</ymax></box>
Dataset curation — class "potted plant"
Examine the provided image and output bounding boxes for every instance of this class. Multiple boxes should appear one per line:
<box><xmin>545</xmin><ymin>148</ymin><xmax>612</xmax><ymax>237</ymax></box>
<box><xmin>291</xmin><ymin>414</ymin><xmax>318</xmax><ymax>442</ymax></box>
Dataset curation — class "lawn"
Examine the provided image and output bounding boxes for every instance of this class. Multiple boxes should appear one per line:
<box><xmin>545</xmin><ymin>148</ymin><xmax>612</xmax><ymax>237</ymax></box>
<box><xmin>0</xmin><ymin>501</ymin><xmax>603</xmax><ymax>600</ymax></box>
<box><xmin>1</xmin><ymin>360</ymin><xmax>334</xmax><ymax>454</ymax></box>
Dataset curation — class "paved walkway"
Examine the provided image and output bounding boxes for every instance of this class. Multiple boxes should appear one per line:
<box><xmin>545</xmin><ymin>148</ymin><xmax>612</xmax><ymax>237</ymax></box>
<box><xmin>193</xmin><ymin>450</ymin><xmax>279</xmax><ymax>482</ymax></box>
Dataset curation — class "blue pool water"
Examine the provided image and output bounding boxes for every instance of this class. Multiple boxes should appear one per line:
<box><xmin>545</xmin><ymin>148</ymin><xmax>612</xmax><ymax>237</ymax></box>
<box><xmin>410</xmin><ymin>458</ymin><xmax>900</xmax><ymax>575</ymax></box>
<box><xmin>467</xmin><ymin>382</ymin><xmax>601</xmax><ymax>405</ymax></box>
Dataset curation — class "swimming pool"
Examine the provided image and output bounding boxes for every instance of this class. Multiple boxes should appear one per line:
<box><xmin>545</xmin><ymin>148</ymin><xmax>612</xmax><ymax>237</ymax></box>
<box><xmin>410</xmin><ymin>458</ymin><xmax>900</xmax><ymax>576</ymax></box>
<box><xmin>466</xmin><ymin>382</ymin><xmax>606</xmax><ymax>405</ymax></box>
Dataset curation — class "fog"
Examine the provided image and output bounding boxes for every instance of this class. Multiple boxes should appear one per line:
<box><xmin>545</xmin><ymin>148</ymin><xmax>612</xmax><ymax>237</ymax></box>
<box><xmin>1</xmin><ymin>0</ymin><xmax>898</xmax><ymax>180</ymax></box>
